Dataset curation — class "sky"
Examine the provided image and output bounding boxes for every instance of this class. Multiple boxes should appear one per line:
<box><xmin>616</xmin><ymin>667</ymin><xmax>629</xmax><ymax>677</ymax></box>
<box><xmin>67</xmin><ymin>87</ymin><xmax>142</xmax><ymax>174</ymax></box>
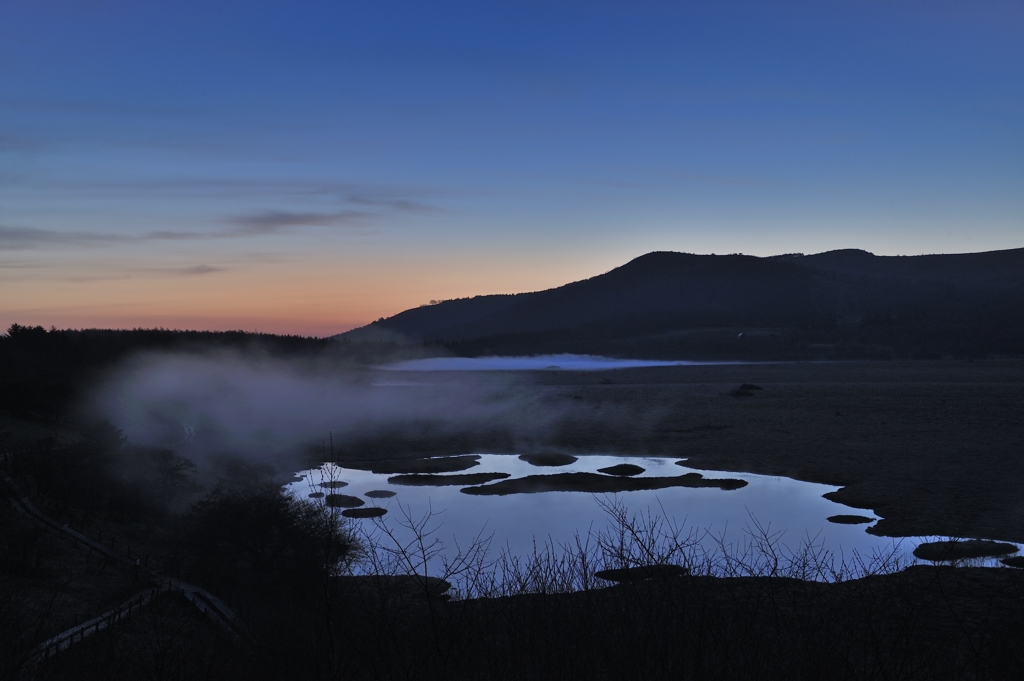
<box><xmin>2</xmin><ymin>1</ymin><xmax>1022</xmax><ymax>336</ymax></box>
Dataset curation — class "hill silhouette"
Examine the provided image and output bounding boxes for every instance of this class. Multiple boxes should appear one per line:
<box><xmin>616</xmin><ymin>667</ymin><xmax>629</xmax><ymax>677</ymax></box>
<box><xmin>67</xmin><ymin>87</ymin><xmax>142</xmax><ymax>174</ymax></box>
<box><xmin>340</xmin><ymin>248</ymin><xmax>1024</xmax><ymax>360</ymax></box>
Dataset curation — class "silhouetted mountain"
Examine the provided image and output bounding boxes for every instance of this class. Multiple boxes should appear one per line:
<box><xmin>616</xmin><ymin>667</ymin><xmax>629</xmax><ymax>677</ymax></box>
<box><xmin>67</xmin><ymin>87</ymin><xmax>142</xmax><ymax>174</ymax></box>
<box><xmin>340</xmin><ymin>249</ymin><xmax>1024</xmax><ymax>360</ymax></box>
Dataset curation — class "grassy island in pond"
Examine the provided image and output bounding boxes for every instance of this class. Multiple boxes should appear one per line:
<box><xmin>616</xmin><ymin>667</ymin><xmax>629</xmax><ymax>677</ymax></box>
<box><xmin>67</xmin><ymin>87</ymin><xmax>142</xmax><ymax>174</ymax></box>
<box><xmin>460</xmin><ymin>471</ymin><xmax>747</xmax><ymax>495</ymax></box>
<box><xmin>388</xmin><ymin>472</ymin><xmax>511</xmax><ymax>486</ymax></box>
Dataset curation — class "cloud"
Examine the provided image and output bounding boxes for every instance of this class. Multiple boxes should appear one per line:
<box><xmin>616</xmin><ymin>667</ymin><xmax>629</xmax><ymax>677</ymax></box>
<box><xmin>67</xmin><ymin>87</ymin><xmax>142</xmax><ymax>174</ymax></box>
<box><xmin>221</xmin><ymin>192</ymin><xmax>448</xmax><ymax>233</ymax></box>
<box><xmin>655</xmin><ymin>169</ymin><xmax>770</xmax><ymax>188</ymax></box>
<box><xmin>26</xmin><ymin>264</ymin><xmax>227</xmax><ymax>283</ymax></box>
<box><xmin>0</xmin><ymin>225</ymin><xmax>127</xmax><ymax>250</ymax></box>
<box><xmin>345</xmin><ymin>194</ymin><xmax>445</xmax><ymax>214</ymax></box>
<box><xmin>0</xmin><ymin>181</ymin><xmax>450</xmax><ymax>250</ymax></box>
<box><xmin>6</xmin><ymin>176</ymin><xmax>457</xmax><ymax>204</ymax></box>
<box><xmin>0</xmin><ymin>220</ymin><xmax>361</xmax><ymax>251</ymax></box>
<box><xmin>224</xmin><ymin>209</ymin><xmax>368</xmax><ymax>233</ymax></box>
<box><xmin>173</xmin><ymin>264</ymin><xmax>223</xmax><ymax>276</ymax></box>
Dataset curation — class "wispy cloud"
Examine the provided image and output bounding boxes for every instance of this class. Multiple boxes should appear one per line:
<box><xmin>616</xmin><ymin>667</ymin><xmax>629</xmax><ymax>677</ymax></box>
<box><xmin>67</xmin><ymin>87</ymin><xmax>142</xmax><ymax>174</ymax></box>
<box><xmin>3</xmin><ymin>176</ymin><xmax>458</xmax><ymax>204</ymax></box>
<box><xmin>33</xmin><ymin>264</ymin><xmax>225</xmax><ymax>284</ymax></box>
<box><xmin>1</xmin><ymin>178</ymin><xmax>451</xmax><ymax>250</ymax></box>
<box><xmin>0</xmin><ymin>260</ymin><xmax>45</xmax><ymax>269</ymax></box>
<box><xmin>224</xmin><ymin>209</ymin><xmax>368</xmax><ymax>232</ymax></box>
<box><xmin>0</xmin><ymin>96</ymin><xmax>190</xmax><ymax>118</ymax></box>
<box><xmin>159</xmin><ymin>264</ymin><xmax>224</xmax><ymax>276</ymax></box>
<box><xmin>0</xmin><ymin>217</ymin><xmax>369</xmax><ymax>250</ymax></box>
<box><xmin>0</xmin><ymin>226</ymin><xmax>128</xmax><ymax>249</ymax></box>
<box><xmin>345</xmin><ymin>194</ymin><xmax>445</xmax><ymax>214</ymax></box>
<box><xmin>653</xmin><ymin>168</ymin><xmax>771</xmax><ymax>188</ymax></box>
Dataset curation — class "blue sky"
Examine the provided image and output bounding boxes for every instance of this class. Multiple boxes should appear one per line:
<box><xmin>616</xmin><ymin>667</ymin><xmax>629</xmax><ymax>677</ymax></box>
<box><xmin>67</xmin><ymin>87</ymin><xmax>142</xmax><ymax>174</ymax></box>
<box><xmin>2</xmin><ymin>1</ymin><xmax>1022</xmax><ymax>334</ymax></box>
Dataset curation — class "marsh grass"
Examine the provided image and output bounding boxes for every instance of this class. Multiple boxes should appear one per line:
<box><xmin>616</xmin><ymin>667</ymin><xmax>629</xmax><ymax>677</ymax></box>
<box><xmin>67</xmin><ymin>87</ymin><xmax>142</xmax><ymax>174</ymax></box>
<box><xmin>350</xmin><ymin>495</ymin><xmax>914</xmax><ymax>601</ymax></box>
<box><xmin>313</xmin><ymin>497</ymin><xmax>1024</xmax><ymax>681</ymax></box>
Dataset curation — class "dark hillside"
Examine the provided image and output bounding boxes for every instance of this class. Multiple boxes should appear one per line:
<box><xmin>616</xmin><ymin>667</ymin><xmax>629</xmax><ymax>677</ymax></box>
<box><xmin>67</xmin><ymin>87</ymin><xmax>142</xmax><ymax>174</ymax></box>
<box><xmin>442</xmin><ymin>253</ymin><xmax>835</xmax><ymax>339</ymax></box>
<box><xmin>800</xmin><ymin>248</ymin><xmax>1024</xmax><ymax>284</ymax></box>
<box><xmin>344</xmin><ymin>248</ymin><xmax>1024</xmax><ymax>359</ymax></box>
<box><xmin>357</xmin><ymin>294</ymin><xmax>520</xmax><ymax>339</ymax></box>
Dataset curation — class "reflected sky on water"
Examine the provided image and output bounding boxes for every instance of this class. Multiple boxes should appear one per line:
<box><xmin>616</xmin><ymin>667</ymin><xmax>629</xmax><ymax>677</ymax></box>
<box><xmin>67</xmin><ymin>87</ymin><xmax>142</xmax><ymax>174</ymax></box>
<box><xmin>287</xmin><ymin>454</ymin><xmax>1021</xmax><ymax>579</ymax></box>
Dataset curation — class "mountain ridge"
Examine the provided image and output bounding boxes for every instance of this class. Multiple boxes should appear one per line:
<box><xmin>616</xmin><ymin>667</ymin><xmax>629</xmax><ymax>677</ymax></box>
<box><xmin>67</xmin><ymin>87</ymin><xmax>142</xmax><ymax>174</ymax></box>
<box><xmin>338</xmin><ymin>248</ymin><xmax>1024</xmax><ymax>360</ymax></box>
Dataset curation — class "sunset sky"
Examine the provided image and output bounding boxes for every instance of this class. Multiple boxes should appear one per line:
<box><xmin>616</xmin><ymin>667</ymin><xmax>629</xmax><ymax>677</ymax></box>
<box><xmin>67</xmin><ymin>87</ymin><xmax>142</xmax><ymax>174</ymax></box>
<box><xmin>2</xmin><ymin>1</ymin><xmax>1022</xmax><ymax>336</ymax></box>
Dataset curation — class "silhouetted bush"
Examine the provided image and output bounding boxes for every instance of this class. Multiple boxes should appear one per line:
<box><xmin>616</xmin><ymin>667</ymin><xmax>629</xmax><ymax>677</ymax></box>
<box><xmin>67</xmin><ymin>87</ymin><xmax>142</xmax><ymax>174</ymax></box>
<box><xmin>180</xmin><ymin>486</ymin><xmax>354</xmax><ymax>594</ymax></box>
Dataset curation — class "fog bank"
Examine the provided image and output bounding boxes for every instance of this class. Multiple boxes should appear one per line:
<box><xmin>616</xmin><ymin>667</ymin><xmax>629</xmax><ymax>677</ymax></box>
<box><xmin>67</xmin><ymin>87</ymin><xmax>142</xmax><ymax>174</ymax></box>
<box><xmin>90</xmin><ymin>351</ymin><xmax>558</xmax><ymax>475</ymax></box>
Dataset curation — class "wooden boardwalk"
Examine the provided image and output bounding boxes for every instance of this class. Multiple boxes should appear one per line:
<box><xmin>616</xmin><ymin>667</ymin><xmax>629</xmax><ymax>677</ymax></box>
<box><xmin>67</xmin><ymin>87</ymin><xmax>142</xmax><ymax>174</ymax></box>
<box><xmin>0</xmin><ymin>465</ymin><xmax>252</xmax><ymax>668</ymax></box>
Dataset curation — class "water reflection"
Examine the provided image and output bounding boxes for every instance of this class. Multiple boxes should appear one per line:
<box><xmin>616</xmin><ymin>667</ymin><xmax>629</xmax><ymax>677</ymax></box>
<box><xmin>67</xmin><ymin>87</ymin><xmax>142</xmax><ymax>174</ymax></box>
<box><xmin>286</xmin><ymin>454</ymin><xmax>1019</xmax><ymax>577</ymax></box>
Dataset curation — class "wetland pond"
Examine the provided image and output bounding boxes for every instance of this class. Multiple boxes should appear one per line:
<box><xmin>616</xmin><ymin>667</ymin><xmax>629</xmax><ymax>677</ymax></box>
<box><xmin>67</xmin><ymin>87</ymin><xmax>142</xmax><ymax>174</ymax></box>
<box><xmin>288</xmin><ymin>454</ymin><xmax>1021</xmax><ymax>578</ymax></box>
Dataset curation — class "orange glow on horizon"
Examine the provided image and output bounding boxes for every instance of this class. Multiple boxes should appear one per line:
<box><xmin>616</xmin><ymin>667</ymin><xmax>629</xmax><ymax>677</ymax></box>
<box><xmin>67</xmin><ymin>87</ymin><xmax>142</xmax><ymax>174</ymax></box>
<box><xmin>1</xmin><ymin>250</ymin><xmax>622</xmax><ymax>337</ymax></box>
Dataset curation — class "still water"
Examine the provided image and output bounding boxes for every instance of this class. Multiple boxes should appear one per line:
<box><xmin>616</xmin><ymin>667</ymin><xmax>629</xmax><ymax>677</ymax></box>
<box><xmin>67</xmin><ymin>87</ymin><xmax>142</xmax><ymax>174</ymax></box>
<box><xmin>287</xmin><ymin>454</ymin><xmax>1019</xmax><ymax>579</ymax></box>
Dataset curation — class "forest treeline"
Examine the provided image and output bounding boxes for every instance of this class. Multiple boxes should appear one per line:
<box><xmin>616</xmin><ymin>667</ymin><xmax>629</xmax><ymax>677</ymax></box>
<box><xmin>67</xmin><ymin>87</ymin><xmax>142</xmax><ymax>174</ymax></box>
<box><xmin>0</xmin><ymin>325</ymin><xmax>430</xmax><ymax>420</ymax></box>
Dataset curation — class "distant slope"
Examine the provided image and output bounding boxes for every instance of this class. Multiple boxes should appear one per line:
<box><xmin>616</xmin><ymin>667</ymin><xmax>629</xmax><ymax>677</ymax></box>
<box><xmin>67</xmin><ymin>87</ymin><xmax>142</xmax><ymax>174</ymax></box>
<box><xmin>338</xmin><ymin>249</ymin><xmax>1024</xmax><ymax>360</ymax></box>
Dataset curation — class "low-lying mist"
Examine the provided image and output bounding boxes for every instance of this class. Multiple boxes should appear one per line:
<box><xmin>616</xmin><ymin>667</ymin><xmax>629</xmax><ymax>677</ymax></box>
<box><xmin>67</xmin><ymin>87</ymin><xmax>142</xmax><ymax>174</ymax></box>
<box><xmin>384</xmin><ymin>354</ymin><xmax>701</xmax><ymax>371</ymax></box>
<box><xmin>88</xmin><ymin>350</ymin><xmax>570</xmax><ymax>481</ymax></box>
